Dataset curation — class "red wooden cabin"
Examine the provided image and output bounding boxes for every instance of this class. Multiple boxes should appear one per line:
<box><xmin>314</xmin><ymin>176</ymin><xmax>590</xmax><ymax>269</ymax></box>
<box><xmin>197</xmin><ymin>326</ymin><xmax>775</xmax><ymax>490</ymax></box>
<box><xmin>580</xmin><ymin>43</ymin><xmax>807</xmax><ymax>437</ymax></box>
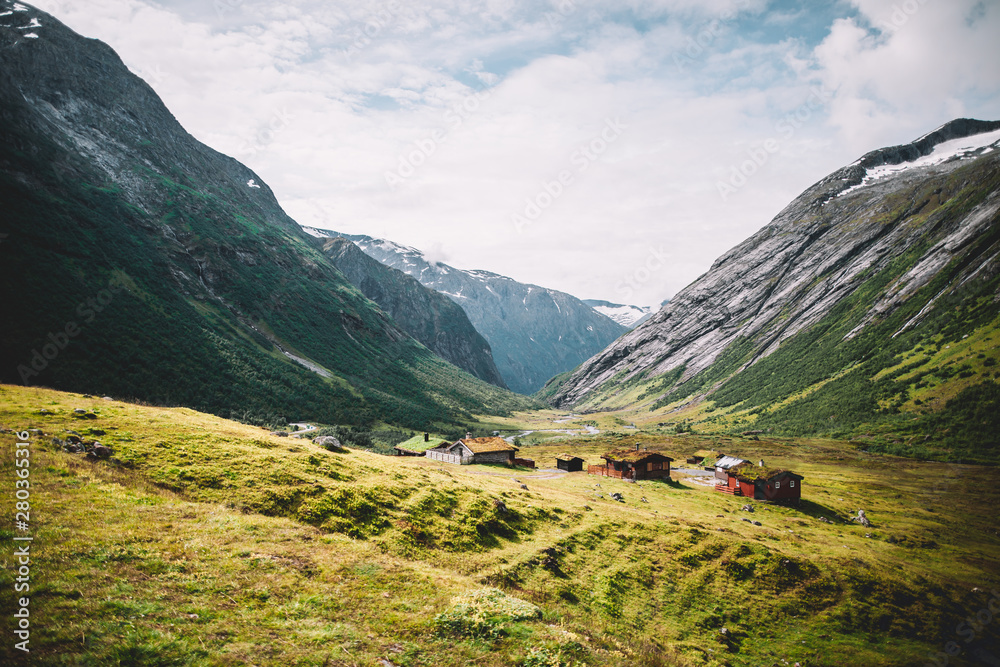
<box><xmin>728</xmin><ymin>463</ymin><xmax>803</xmax><ymax>503</ymax></box>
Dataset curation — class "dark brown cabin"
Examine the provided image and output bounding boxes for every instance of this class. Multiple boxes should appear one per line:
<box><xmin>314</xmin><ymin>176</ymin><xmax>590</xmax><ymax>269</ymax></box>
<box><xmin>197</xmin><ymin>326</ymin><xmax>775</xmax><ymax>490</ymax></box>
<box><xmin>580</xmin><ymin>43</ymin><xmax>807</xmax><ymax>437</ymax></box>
<box><xmin>555</xmin><ymin>454</ymin><xmax>585</xmax><ymax>472</ymax></box>
<box><xmin>588</xmin><ymin>446</ymin><xmax>673</xmax><ymax>482</ymax></box>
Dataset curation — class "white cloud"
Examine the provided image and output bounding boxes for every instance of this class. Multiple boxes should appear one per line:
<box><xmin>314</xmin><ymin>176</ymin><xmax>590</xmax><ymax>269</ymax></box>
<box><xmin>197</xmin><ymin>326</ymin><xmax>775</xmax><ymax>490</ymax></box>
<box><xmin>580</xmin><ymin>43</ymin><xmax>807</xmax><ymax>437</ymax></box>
<box><xmin>41</xmin><ymin>0</ymin><xmax>1000</xmax><ymax>307</ymax></box>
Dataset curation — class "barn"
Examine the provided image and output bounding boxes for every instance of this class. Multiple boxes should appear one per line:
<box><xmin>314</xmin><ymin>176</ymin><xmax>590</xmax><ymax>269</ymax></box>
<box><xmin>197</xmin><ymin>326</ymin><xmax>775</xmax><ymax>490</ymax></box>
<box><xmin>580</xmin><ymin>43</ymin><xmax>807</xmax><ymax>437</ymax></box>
<box><xmin>588</xmin><ymin>446</ymin><xmax>673</xmax><ymax>482</ymax></box>
<box><xmin>425</xmin><ymin>436</ymin><xmax>518</xmax><ymax>465</ymax></box>
<box><xmin>728</xmin><ymin>463</ymin><xmax>803</xmax><ymax>503</ymax></box>
<box><xmin>555</xmin><ymin>454</ymin><xmax>585</xmax><ymax>472</ymax></box>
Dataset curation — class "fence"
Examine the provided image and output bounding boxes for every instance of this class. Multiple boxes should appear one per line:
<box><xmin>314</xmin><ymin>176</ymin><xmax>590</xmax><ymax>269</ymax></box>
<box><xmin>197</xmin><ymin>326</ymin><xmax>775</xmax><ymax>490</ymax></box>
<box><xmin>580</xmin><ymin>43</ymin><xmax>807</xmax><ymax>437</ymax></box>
<box><xmin>426</xmin><ymin>450</ymin><xmax>473</xmax><ymax>465</ymax></box>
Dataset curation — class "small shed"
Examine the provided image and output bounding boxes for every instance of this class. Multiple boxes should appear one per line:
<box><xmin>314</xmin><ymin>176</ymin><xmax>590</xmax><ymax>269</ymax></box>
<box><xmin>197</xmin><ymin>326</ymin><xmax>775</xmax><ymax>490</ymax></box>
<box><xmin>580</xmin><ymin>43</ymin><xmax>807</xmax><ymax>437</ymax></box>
<box><xmin>729</xmin><ymin>463</ymin><xmax>803</xmax><ymax>503</ymax></box>
<box><xmin>714</xmin><ymin>455</ymin><xmax>748</xmax><ymax>481</ymax></box>
<box><xmin>425</xmin><ymin>436</ymin><xmax>518</xmax><ymax>465</ymax></box>
<box><xmin>555</xmin><ymin>454</ymin><xmax>585</xmax><ymax>472</ymax></box>
<box><xmin>588</xmin><ymin>446</ymin><xmax>673</xmax><ymax>482</ymax></box>
<box><xmin>395</xmin><ymin>433</ymin><xmax>450</xmax><ymax>456</ymax></box>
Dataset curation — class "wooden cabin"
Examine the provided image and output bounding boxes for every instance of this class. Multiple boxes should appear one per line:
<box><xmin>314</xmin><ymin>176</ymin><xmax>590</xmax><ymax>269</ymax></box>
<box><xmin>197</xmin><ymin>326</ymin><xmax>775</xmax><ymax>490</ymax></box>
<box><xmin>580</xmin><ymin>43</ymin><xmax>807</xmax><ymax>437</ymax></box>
<box><xmin>727</xmin><ymin>463</ymin><xmax>803</xmax><ymax>503</ymax></box>
<box><xmin>394</xmin><ymin>433</ymin><xmax>450</xmax><ymax>456</ymax></box>
<box><xmin>588</xmin><ymin>446</ymin><xmax>673</xmax><ymax>482</ymax></box>
<box><xmin>687</xmin><ymin>449</ymin><xmax>721</xmax><ymax>466</ymax></box>
<box><xmin>713</xmin><ymin>455</ymin><xmax>748</xmax><ymax>481</ymax></box>
<box><xmin>425</xmin><ymin>436</ymin><xmax>518</xmax><ymax>465</ymax></box>
<box><xmin>555</xmin><ymin>454</ymin><xmax>585</xmax><ymax>472</ymax></box>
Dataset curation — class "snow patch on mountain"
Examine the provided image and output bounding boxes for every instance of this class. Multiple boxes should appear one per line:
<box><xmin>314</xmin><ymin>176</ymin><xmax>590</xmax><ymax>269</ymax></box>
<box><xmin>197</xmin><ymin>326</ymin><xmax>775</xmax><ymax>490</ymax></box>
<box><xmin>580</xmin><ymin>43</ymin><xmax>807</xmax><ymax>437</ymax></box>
<box><xmin>583</xmin><ymin>300</ymin><xmax>654</xmax><ymax>328</ymax></box>
<box><xmin>839</xmin><ymin>128</ymin><xmax>1000</xmax><ymax>198</ymax></box>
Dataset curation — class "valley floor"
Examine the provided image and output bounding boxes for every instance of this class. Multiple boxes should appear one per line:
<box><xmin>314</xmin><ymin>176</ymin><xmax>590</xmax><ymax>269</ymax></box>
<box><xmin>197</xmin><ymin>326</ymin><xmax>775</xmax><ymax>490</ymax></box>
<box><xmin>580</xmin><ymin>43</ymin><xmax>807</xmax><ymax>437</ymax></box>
<box><xmin>2</xmin><ymin>386</ymin><xmax>999</xmax><ymax>666</ymax></box>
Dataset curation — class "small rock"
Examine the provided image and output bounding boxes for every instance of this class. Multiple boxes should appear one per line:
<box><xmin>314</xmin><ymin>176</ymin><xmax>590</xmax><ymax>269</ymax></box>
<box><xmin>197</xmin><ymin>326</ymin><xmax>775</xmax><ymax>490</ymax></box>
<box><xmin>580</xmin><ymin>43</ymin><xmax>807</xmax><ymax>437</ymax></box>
<box><xmin>753</xmin><ymin>521</ymin><xmax>762</xmax><ymax>526</ymax></box>
<box><xmin>520</xmin><ymin>484</ymin><xmax>529</xmax><ymax>490</ymax></box>
<box><xmin>741</xmin><ymin>504</ymin><xmax>754</xmax><ymax>513</ymax></box>
<box><xmin>27</xmin><ymin>428</ymin><xmax>44</xmax><ymax>436</ymax></box>
<box><xmin>493</xmin><ymin>498</ymin><xmax>508</xmax><ymax>513</ymax></box>
<box><xmin>720</xmin><ymin>627</ymin><xmax>728</xmax><ymax>635</ymax></box>
<box><xmin>91</xmin><ymin>444</ymin><xmax>113</xmax><ymax>459</ymax></box>
<box><xmin>270</xmin><ymin>431</ymin><xmax>289</xmax><ymax>437</ymax></box>
<box><xmin>102</xmin><ymin>396</ymin><xmax>113</xmax><ymax>401</ymax></box>
<box><xmin>73</xmin><ymin>408</ymin><xmax>87</xmax><ymax>414</ymax></box>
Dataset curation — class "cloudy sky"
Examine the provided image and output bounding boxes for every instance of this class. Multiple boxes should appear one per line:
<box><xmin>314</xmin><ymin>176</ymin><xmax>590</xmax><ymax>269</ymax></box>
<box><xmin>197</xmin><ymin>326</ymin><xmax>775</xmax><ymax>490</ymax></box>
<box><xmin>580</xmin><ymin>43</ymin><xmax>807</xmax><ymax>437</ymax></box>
<box><xmin>42</xmin><ymin>0</ymin><xmax>1000</xmax><ymax>307</ymax></box>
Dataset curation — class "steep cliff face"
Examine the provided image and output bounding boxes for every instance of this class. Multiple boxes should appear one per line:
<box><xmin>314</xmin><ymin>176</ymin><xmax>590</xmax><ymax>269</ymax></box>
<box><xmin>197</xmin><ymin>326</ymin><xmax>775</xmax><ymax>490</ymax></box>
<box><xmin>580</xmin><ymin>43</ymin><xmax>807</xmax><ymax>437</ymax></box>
<box><xmin>318</xmin><ymin>237</ymin><xmax>507</xmax><ymax>388</ymax></box>
<box><xmin>0</xmin><ymin>2</ymin><xmax>535</xmax><ymax>427</ymax></box>
<box><xmin>547</xmin><ymin>119</ymin><xmax>1000</xmax><ymax>456</ymax></box>
<box><xmin>305</xmin><ymin>228</ymin><xmax>627</xmax><ymax>394</ymax></box>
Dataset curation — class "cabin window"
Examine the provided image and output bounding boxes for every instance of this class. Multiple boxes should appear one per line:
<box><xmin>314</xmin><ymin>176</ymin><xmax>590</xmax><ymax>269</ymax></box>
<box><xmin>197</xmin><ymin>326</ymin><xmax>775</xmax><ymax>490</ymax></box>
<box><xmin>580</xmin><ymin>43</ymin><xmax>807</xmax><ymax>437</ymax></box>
<box><xmin>775</xmin><ymin>481</ymin><xmax>781</xmax><ymax>489</ymax></box>
<box><xmin>790</xmin><ymin>480</ymin><xmax>795</xmax><ymax>488</ymax></box>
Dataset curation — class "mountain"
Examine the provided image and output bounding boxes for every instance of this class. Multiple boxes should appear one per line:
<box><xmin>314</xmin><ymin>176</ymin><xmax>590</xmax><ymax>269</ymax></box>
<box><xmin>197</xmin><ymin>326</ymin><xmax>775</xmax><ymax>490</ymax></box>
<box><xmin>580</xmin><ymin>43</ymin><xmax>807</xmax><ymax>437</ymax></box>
<box><xmin>0</xmin><ymin>3</ymin><xmax>536</xmax><ymax>429</ymax></box>
<box><xmin>314</xmin><ymin>235</ymin><xmax>507</xmax><ymax>388</ymax></box>
<box><xmin>304</xmin><ymin>228</ymin><xmax>627</xmax><ymax>394</ymax></box>
<box><xmin>546</xmin><ymin>119</ymin><xmax>1000</xmax><ymax>461</ymax></box>
<box><xmin>582</xmin><ymin>299</ymin><xmax>654</xmax><ymax>329</ymax></box>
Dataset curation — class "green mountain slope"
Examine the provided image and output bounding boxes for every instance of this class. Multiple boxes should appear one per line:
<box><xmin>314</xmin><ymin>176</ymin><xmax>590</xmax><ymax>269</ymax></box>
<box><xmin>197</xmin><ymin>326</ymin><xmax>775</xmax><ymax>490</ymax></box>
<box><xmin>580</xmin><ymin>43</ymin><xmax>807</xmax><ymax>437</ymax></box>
<box><xmin>317</xmin><ymin>236</ymin><xmax>508</xmax><ymax>388</ymax></box>
<box><xmin>547</xmin><ymin>120</ymin><xmax>1000</xmax><ymax>462</ymax></box>
<box><xmin>0</xmin><ymin>5</ymin><xmax>536</xmax><ymax>429</ymax></box>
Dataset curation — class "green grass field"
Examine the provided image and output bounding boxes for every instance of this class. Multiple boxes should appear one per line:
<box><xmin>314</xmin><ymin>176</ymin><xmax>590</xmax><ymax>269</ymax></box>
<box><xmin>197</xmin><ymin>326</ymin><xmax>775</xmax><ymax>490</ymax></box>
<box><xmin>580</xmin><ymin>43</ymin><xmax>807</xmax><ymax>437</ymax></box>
<box><xmin>1</xmin><ymin>386</ymin><xmax>998</xmax><ymax>666</ymax></box>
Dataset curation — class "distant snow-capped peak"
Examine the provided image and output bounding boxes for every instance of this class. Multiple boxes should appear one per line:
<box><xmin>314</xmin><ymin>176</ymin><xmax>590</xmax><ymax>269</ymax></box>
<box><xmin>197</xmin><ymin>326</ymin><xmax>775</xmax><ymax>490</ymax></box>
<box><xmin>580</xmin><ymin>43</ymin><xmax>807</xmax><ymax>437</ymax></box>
<box><xmin>583</xmin><ymin>300</ymin><xmax>654</xmax><ymax>328</ymax></box>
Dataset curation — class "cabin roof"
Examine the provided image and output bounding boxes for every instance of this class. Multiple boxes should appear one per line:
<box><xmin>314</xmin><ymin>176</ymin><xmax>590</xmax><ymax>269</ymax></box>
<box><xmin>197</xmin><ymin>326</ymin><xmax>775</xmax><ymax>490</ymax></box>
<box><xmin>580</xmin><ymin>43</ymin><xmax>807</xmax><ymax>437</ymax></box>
<box><xmin>395</xmin><ymin>435</ymin><xmax>450</xmax><ymax>453</ymax></box>
<box><xmin>459</xmin><ymin>437</ymin><xmax>517</xmax><ymax>454</ymax></box>
<box><xmin>714</xmin><ymin>455</ymin><xmax>748</xmax><ymax>469</ymax></box>
<box><xmin>729</xmin><ymin>462</ymin><xmax>803</xmax><ymax>483</ymax></box>
<box><xmin>602</xmin><ymin>449</ymin><xmax>674</xmax><ymax>463</ymax></box>
<box><xmin>555</xmin><ymin>453</ymin><xmax>585</xmax><ymax>462</ymax></box>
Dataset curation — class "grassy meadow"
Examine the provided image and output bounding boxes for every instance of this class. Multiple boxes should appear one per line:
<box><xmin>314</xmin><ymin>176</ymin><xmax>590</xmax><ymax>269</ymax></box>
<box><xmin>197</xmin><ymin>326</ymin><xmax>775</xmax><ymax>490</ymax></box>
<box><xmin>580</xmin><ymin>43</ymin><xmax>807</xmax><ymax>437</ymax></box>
<box><xmin>1</xmin><ymin>385</ymin><xmax>998</xmax><ymax>666</ymax></box>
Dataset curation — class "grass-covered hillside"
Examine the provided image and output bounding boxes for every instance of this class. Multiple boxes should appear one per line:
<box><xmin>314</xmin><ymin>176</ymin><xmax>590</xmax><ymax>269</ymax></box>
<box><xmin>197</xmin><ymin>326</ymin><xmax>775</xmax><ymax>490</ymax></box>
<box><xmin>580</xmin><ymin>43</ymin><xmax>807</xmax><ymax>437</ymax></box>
<box><xmin>2</xmin><ymin>385</ymin><xmax>998</xmax><ymax>666</ymax></box>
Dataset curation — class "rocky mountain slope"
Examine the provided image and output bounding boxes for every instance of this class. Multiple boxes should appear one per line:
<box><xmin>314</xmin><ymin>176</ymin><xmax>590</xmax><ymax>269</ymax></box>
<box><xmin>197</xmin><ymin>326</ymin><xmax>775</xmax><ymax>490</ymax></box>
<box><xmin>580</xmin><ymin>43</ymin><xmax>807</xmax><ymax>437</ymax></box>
<box><xmin>0</xmin><ymin>2</ymin><xmax>535</xmax><ymax>428</ymax></box>
<box><xmin>316</xmin><ymin>236</ymin><xmax>507</xmax><ymax>388</ymax></box>
<box><xmin>582</xmin><ymin>299</ymin><xmax>654</xmax><ymax>329</ymax></box>
<box><xmin>545</xmin><ymin>119</ymin><xmax>1000</xmax><ymax>460</ymax></box>
<box><xmin>304</xmin><ymin>228</ymin><xmax>627</xmax><ymax>394</ymax></box>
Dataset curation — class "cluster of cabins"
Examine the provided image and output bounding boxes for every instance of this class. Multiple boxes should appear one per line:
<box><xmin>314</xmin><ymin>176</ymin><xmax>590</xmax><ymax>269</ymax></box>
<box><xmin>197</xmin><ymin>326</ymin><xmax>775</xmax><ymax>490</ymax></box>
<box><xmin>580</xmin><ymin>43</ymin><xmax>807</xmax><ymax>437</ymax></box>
<box><xmin>394</xmin><ymin>435</ymin><xmax>802</xmax><ymax>503</ymax></box>
<box><xmin>397</xmin><ymin>436</ymin><xmax>675</xmax><ymax>482</ymax></box>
